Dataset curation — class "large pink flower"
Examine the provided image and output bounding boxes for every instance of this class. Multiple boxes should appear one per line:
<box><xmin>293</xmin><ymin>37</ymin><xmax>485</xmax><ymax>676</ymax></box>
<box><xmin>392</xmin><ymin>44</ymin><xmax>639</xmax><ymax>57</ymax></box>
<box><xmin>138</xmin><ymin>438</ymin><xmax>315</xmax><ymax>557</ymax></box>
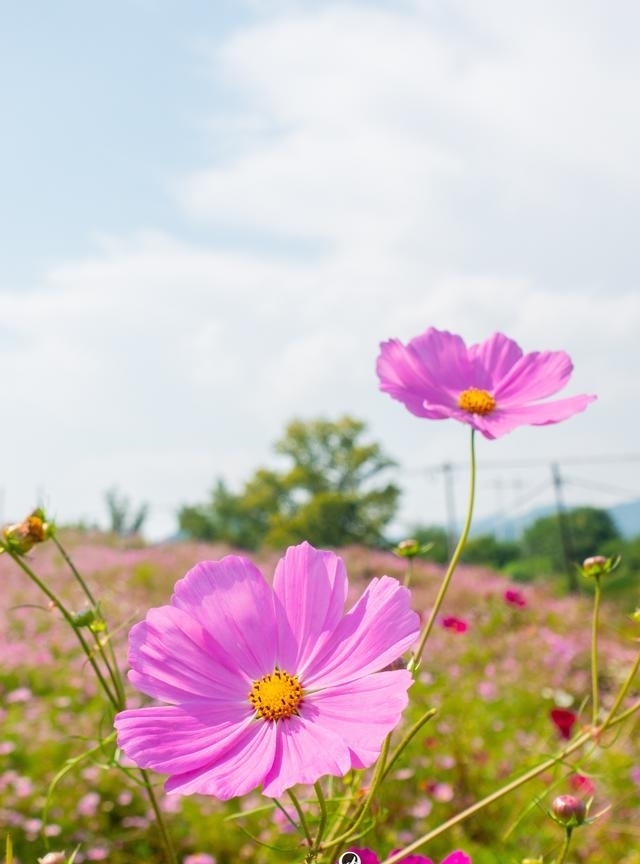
<box><xmin>376</xmin><ymin>327</ymin><xmax>595</xmax><ymax>439</ymax></box>
<box><xmin>115</xmin><ymin>542</ymin><xmax>419</xmax><ymax>800</ymax></box>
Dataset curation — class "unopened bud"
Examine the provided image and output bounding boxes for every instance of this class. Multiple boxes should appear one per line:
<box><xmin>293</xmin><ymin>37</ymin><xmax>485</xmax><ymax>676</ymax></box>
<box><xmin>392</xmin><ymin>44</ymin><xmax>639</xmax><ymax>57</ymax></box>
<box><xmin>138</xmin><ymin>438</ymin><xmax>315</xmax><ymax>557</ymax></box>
<box><xmin>580</xmin><ymin>554</ymin><xmax>620</xmax><ymax>579</ymax></box>
<box><xmin>1</xmin><ymin>509</ymin><xmax>54</xmax><ymax>555</ymax></box>
<box><xmin>551</xmin><ymin>794</ymin><xmax>587</xmax><ymax>827</ymax></box>
<box><xmin>394</xmin><ymin>538</ymin><xmax>433</xmax><ymax>559</ymax></box>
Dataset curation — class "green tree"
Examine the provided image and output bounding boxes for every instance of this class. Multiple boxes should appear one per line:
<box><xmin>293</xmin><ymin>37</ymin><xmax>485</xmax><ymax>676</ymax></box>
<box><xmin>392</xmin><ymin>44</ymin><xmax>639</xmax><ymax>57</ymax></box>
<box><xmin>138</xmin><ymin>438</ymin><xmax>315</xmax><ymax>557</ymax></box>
<box><xmin>178</xmin><ymin>416</ymin><xmax>400</xmax><ymax>550</ymax></box>
<box><xmin>460</xmin><ymin>533</ymin><xmax>520</xmax><ymax>569</ymax></box>
<box><xmin>104</xmin><ymin>487</ymin><xmax>148</xmax><ymax>537</ymax></box>
<box><xmin>521</xmin><ymin>506</ymin><xmax>620</xmax><ymax>591</ymax></box>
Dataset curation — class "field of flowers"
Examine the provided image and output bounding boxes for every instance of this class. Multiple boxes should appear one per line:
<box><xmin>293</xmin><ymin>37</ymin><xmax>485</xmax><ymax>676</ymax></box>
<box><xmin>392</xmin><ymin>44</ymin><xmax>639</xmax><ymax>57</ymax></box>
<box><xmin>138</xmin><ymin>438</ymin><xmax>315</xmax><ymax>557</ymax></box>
<box><xmin>2</xmin><ymin>531</ymin><xmax>639</xmax><ymax>864</ymax></box>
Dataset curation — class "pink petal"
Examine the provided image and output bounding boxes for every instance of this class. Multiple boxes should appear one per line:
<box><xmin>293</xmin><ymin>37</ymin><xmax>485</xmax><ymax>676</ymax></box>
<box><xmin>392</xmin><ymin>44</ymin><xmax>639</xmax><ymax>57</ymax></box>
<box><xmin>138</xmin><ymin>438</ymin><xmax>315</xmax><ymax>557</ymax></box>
<box><xmin>116</xmin><ymin>703</ymin><xmax>279</xmax><ymax>800</ymax></box>
<box><xmin>477</xmin><ymin>394</ymin><xmax>596</xmax><ymax>438</ymax></box>
<box><xmin>377</xmin><ymin>335</ymin><xmax>461</xmax><ymax>417</ymax></box>
<box><xmin>171</xmin><ymin>556</ymin><xmax>277</xmax><ymax>677</ymax></box>
<box><xmin>127</xmin><ymin>606</ymin><xmax>251</xmax><ymax>703</ymax></box>
<box><xmin>468</xmin><ymin>332</ymin><xmax>523</xmax><ymax>385</ymax></box>
<box><xmin>272</xmin><ymin>542</ymin><xmax>348</xmax><ymax>672</ymax></box>
<box><xmin>165</xmin><ymin>719</ymin><xmax>278</xmax><ymax>799</ymax></box>
<box><xmin>302</xmin><ymin>577</ymin><xmax>419</xmax><ymax>688</ymax></box>
<box><xmin>494</xmin><ymin>350</ymin><xmax>575</xmax><ymax>404</ymax></box>
<box><xmin>303</xmin><ymin>672</ymin><xmax>413</xmax><ymax>768</ymax></box>
<box><xmin>115</xmin><ymin>702</ymin><xmax>254</xmax><ymax>776</ymax></box>
<box><xmin>261</xmin><ymin>713</ymin><xmax>353</xmax><ymax>797</ymax></box>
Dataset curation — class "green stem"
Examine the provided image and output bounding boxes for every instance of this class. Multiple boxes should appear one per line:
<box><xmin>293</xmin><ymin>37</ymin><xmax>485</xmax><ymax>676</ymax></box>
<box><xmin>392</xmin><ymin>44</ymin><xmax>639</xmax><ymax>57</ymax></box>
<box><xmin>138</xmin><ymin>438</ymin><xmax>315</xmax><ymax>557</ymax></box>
<box><xmin>601</xmin><ymin>648</ymin><xmax>640</xmax><ymax>728</ymax></box>
<box><xmin>140</xmin><ymin>769</ymin><xmax>178</xmax><ymax>864</ymax></box>
<box><xmin>379</xmin><ymin>708</ymin><xmax>437</xmax><ymax>783</ymax></box>
<box><xmin>555</xmin><ymin>828</ymin><xmax>573</xmax><ymax>864</ymax></box>
<box><xmin>322</xmin><ymin>736</ymin><xmax>391</xmax><ymax>856</ymax></box>
<box><xmin>412</xmin><ymin>430</ymin><xmax>477</xmax><ymax>668</ymax></box>
<box><xmin>5</xmin><ymin>548</ymin><xmax>119</xmax><ymax>708</ymax></box>
<box><xmin>288</xmin><ymin>790</ymin><xmax>313</xmax><ymax>851</ymax></box>
<box><xmin>53</xmin><ymin>534</ymin><xmax>127</xmax><ymax>708</ymax></box>
<box><xmin>591</xmin><ymin>575</ymin><xmax>602</xmax><ymax>725</ymax></box>
<box><xmin>312</xmin><ymin>782</ymin><xmax>328</xmax><ymax>854</ymax></box>
<box><xmin>52</xmin><ymin>534</ymin><xmax>98</xmax><ymax>605</ymax></box>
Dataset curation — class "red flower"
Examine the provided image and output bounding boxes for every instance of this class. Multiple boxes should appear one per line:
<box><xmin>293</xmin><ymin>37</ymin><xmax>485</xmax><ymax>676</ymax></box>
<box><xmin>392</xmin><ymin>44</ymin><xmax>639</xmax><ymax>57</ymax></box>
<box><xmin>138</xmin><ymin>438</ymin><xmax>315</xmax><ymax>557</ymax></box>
<box><xmin>550</xmin><ymin>708</ymin><xmax>578</xmax><ymax>740</ymax></box>
<box><xmin>441</xmin><ymin>616</ymin><xmax>469</xmax><ymax>633</ymax></box>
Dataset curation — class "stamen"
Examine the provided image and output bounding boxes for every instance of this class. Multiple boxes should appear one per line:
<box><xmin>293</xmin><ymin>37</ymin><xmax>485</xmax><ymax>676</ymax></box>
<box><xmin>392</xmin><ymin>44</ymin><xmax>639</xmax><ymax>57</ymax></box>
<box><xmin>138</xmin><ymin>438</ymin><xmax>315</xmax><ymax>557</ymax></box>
<box><xmin>248</xmin><ymin>669</ymin><xmax>304</xmax><ymax>722</ymax></box>
<box><xmin>458</xmin><ymin>388</ymin><xmax>496</xmax><ymax>416</ymax></box>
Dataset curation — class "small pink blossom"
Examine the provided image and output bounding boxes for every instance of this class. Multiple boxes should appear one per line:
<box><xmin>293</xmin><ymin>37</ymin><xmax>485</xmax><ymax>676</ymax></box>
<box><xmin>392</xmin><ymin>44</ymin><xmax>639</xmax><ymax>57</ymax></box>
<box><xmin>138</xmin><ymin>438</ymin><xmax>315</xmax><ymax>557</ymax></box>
<box><xmin>377</xmin><ymin>327</ymin><xmax>595</xmax><ymax>439</ymax></box>
<box><xmin>504</xmin><ymin>588</ymin><xmax>527</xmax><ymax>608</ymax></box>
<box><xmin>569</xmin><ymin>773</ymin><xmax>596</xmax><ymax>796</ymax></box>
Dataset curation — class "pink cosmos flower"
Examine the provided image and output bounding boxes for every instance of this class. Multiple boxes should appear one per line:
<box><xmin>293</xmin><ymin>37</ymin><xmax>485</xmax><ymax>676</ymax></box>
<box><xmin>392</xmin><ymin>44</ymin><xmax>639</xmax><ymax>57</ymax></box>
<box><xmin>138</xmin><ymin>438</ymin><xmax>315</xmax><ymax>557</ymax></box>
<box><xmin>345</xmin><ymin>849</ymin><xmax>471</xmax><ymax>864</ymax></box>
<box><xmin>115</xmin><ymin>542</ymin><xmax>419</xmax><ymax>800</ymax></box>
<box><xmin>376</xmin><ymin>327</ymin><xmax>595</xmax><ymax>439</ymax></box>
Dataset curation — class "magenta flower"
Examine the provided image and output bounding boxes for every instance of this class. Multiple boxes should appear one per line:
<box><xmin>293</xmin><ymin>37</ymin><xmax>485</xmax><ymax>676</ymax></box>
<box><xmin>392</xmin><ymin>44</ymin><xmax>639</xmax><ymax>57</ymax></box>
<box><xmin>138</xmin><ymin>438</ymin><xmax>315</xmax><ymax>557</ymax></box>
<box><xmin>376</xmin><ymin>327</ymin><xmax>595</xmax><ymax>439</ymax></box>
<box><xmin>504</xmin><ymin>588</ymin><xmax>527</xmax><ymax>608</ymax></box>
<box><xmin>115</xmin><ymin>542</ymin><xmax>419</xmax><ymax>800</ymax></box>
<box><xmin>344</xmin><ymin>849</ymin><xmax>471</xmax><ymax>864</ymax></box>
<box><xmin>441</xmin><ymin>616</ymin><xmax>468</xmax><ymax>633</ymax></box>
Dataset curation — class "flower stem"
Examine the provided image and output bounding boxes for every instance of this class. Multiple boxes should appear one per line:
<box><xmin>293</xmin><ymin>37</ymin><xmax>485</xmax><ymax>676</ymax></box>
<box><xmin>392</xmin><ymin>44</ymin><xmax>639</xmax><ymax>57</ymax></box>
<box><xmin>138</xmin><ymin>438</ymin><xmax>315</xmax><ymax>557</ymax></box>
<box><xmin>139</xmin><ymin>769</ymin><xmax>178</xmax><ymax>864</ymax></box>
<box><xmin>590</xmin><ymin>575</ymin><xmax>602</xmax><ymax>725</ymax></box>
<box><xmin>411</xmin><ymin>429</ymin><xmax>476</xmax><ymax>668</ymax></box>
<box><xmin>288</xmin><ymin>789</ymin><xmax>313</xmax><ymax>850</ymax></box>
<box><xmin>4</xmin><ymin>548</ymin><xmax>120</xmax><ymax>708</ymax></box>
<box><xmin>53</xmin><ymin>534</ymin><xmax>126</xmax><ymax>708</ymax></box>
<box><xmin>313</xmin><ymin>781</ymin><xmax>328</xmax><ymax>853</ymax></box>
<box><xmin>555</xmin><ymin>828</ymin><xmax>573</xmax><ymax>864</ymax></box>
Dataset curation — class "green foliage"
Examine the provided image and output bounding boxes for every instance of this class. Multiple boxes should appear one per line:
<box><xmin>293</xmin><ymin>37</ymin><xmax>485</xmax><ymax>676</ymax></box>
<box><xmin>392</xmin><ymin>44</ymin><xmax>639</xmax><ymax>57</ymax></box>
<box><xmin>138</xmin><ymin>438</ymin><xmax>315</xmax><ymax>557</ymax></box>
<box><xmin>521</xmin><ymin>506</ymin><xmax>620</xmax><ymax>573</ymax></box>
<box><xmin>460</xmin><ymin>533</ymin><xmax>520</xmax><ymax>568</ymax></box>
<box><xmin>178</xmin><ymin>416</ymin><xmax>400</xmax><ymax>549</ymax></box>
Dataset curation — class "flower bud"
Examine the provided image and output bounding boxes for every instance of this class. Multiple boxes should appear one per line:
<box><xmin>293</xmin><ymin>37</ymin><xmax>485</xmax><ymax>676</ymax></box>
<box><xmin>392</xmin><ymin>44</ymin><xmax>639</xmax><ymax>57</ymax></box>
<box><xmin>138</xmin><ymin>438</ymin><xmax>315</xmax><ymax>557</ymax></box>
<box><xmin>394</xmin><ymin>538</ymin><xmax>433</xmax><ymax>559</ymax></box>
<box><xmin>580</xmin><ymin>554</ymin><xmax>620</xmax><ymax>579</ymax></box>
<box><xmin>1</xmin><ymin>508</ymin><xmax>54</xmax><ymax>555</ymax></box>
<box><xmin>551</xmin><ymin>794</ymin><xmax>587</xmax><ymax>827</ymax></box>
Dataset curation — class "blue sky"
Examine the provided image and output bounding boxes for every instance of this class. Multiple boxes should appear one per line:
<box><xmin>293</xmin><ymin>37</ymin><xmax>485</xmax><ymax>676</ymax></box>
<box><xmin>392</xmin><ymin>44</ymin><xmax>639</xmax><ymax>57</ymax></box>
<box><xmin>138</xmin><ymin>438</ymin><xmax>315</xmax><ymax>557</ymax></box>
<box><xmin>1</xmin><ymin>0</ymin><xmax>639</xmax><ymax>540</ymax></box>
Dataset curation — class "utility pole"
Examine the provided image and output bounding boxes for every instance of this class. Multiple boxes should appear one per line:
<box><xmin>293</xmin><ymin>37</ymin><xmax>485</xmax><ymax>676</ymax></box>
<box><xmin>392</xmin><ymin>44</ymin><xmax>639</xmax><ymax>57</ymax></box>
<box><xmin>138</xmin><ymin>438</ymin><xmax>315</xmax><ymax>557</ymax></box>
<box><xmin>551</xmin><ymin>462</ymin><xmax>578</xmax><ymax>593</ymax></box>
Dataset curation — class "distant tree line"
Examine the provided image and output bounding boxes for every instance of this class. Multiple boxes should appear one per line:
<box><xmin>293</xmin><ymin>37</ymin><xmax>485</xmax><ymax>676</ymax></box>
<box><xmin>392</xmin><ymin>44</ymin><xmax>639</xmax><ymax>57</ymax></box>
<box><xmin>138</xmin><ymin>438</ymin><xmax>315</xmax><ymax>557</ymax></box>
<box><xmin>177</xmin><ymin>414</ymin><xmax>638</xmax><ymax>598</ymax></box>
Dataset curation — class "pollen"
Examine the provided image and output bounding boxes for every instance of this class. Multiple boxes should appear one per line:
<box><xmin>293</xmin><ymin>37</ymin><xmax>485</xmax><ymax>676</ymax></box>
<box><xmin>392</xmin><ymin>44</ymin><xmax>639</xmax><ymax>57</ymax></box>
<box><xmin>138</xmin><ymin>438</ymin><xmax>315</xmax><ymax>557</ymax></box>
<box><xmin>457</xmin><ymin>387</ymin><xmax>496</xmax><ymax>416</ymax></box>
<box><xmin>248</xmin><ymin>669</ymin><xmax>304</xmax><ymax>722</ymax></box>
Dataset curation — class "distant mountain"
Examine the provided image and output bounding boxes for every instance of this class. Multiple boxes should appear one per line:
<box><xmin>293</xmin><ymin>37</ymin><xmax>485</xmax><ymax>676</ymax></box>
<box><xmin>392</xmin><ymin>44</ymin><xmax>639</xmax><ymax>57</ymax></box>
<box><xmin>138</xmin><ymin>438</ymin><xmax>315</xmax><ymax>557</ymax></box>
<box><xmin>470</xmin><ymin>497</ymin><xmax>640</xmax><ymax>540</ymax></box>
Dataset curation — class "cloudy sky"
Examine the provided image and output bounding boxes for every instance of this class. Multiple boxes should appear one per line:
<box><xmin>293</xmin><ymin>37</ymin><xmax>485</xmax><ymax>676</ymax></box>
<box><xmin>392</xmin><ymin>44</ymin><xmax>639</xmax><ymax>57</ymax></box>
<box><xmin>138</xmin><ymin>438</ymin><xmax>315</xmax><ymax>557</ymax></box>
<box><xmin>2</xmin><ymin>0</ymin><xmax>639</xmax><ymax>541</ymax></box>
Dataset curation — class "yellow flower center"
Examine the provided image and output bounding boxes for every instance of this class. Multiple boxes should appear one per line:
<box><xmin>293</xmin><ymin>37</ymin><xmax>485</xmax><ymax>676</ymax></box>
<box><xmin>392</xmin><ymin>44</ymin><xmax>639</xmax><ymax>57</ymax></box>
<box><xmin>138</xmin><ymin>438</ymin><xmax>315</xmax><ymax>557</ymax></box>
<box><xmin>457</xmin><ymin>388</ymin><xmax>496</xmax><ymax>416</ymax></box>
<box><xmin>248</xmin><ymin>669</ymin><xmax>304</xmax><ymax>722</ymax></box>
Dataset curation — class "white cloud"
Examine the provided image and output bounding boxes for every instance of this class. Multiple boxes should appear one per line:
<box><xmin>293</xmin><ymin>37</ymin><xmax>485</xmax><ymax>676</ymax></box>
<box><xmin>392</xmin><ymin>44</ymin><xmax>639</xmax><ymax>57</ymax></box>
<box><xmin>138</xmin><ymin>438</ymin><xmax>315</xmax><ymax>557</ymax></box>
<box><xmin>2</xmin><ymin>0</ymin><xmax>640</xmax><ymax>539</ymax></box>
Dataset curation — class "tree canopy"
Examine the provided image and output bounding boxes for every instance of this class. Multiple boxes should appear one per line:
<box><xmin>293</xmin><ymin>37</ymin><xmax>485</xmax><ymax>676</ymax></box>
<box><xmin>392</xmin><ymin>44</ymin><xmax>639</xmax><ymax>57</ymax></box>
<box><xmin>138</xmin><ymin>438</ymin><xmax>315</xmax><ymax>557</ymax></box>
<box><xmin>178</xmin><ymin>416</ymin><xmax>400</xmax><ymax>550</ymax></box>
